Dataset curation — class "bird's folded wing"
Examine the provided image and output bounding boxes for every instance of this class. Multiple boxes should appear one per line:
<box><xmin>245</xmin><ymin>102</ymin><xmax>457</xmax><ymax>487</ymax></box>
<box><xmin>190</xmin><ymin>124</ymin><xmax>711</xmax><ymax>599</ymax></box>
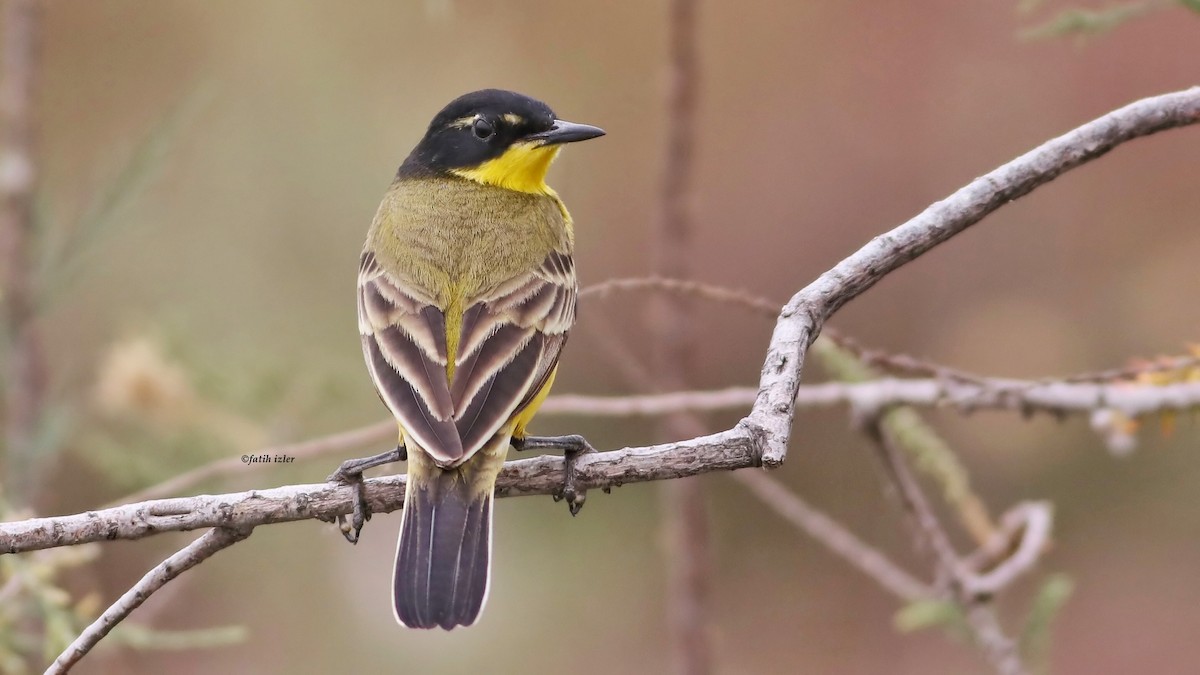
<box><xmin>358</xmin><ymin>249</ymin><xmax>575</xmax><ymax>466</ymax></box>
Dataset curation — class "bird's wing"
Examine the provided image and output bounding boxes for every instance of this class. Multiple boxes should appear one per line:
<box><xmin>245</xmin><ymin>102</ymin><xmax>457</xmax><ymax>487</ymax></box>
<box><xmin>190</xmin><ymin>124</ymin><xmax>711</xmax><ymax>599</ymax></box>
<box><xmin>358</xmin><ymin>249</ymin><xmax>575</xmax><ymax>466</ymax></box>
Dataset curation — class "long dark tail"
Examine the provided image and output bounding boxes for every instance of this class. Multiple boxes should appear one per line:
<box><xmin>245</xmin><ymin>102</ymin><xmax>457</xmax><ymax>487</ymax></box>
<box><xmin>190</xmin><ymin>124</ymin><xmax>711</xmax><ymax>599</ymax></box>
<box><xmin>393</xmin><ymin>466</ymin><xmax>493</xmax><ymax>630</ymax></box>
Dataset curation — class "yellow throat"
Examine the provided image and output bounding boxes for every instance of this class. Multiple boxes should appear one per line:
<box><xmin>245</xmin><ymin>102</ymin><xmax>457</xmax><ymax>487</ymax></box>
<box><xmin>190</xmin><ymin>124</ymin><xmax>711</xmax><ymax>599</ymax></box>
<box><xmin>451</xmin><ymin>142</ymin><xmax>562</xmax><ymax>195</ymax></box>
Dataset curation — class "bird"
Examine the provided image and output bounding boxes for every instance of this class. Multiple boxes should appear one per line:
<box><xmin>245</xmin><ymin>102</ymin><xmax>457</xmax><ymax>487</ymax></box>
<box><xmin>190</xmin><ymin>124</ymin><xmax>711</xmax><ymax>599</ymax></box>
<box><xmin>332</xmin><ymin>89</ymin><xmax>604</xmax><ymax>630</ymax></box>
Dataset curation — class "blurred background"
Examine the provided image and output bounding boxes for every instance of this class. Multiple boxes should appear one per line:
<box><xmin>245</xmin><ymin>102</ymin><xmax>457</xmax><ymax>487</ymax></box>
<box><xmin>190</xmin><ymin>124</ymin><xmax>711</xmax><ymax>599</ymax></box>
<box><xmin>2</xmin><ymin>0</ymin><xmax>1199</xmax><ymax>673</ymax></box>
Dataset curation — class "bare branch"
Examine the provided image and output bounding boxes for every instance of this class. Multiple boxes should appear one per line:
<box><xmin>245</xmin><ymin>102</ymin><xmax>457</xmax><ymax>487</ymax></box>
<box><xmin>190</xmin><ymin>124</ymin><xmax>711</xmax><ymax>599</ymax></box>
<box><xmin>866</xmin><ymin>419</ymin><xmax>1029</xmax><ymax>675</ymax></box>
<box><xmin>965</xmin><ymin>604</ymin><xmax>1028</xmax><ymax>675</ymax></box>
<box><xmin>736</xmin><ymin>461</ymin><xmax>1053</xmax><ymax>609</ymax></box>
<box><xmin>858</xmin><ymin>377</ymin><xmax>1200</xmax><ymax>418</ymax></box>
<box><xmin>547</xmin><ymin>378</ymin><xmax>1200</xmax><ymax>418</ymax></box>
<box><xmin>1</xmin><ymin>429</ymin><xmax>754</xmax><ymax>555</ymax></box>
<box><xmin>581</xmin><ymin>276</ymin><xmax>779</xmax><ymax>317</ymax></box>
<box><xmin>114</xmin><ymin>420</ymin><xmax>394</xmax><ymax>505</ymax></box>
<box><xmin>964</xmin><ymin>502</ymin><xmax>1054</xmax><ymax>597</ymax></box>
<box><xmin>734</xmin><ymin>471</ymin><xmax>931</xmax><ymax>602</ymax></box>
<box><xmin>47</xmin><ymin>526</ymin><xmax>252</xmax><ymax>674</ymax></box>
<box><xmin>1054</xmin><ymin>354</ymin><xmax>1200</xmax><ymax>385</ymax></box>
<box><xmin>546</xmin><ymin>389</ymin><xmax>760</xmax><ymax>415</ymax></box>
<box><xmin>865</xmin><ymin>421</ymin><xmax>964</xmax><ymax>579</ymax></box>
<box><xmin>748</xmin><ymin>86</ymin><xmax>1200</xmax><ymax>467</ymax></box>
<box><xmin>823</xmin><ymin>330</ymin><xmax>989</xmax><ymax>384</ymax></box>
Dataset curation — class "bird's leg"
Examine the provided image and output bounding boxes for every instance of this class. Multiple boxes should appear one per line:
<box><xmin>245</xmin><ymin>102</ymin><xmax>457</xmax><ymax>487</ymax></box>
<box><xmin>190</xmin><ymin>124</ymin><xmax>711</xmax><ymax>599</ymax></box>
<box><xmin>326</xmin><ymin>444</ymin><xmax>407</xmax><ymax>544</ymax></box>
<box><xmin>510</xmin><ymin>434</ymin><xmax>595</xmax><ymax>516</ymax></box>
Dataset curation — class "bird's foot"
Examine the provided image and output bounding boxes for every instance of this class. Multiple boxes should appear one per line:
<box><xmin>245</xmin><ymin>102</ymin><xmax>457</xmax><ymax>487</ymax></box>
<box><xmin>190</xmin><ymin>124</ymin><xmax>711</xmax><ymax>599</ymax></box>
<box><xmin>511</xmin><ymin>434</ymin><xmax>595</xmax><ymax>516</ymax></box>
<box><xmin>325</xmin><ymin>444</ymin><xmax>407</xmax><ymax>544</ymax></box>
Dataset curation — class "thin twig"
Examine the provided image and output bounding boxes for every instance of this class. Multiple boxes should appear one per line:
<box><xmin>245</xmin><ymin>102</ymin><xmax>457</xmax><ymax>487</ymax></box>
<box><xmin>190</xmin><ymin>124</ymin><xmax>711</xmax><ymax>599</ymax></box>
<box><xmin>965</xmin><ymin>604</ymin><xmax>1028</xmax><ymax>675</ymax></box>
<box><xmin>865</xmin><ymin>419</ymin><xmax>1029</xmax><ymax>675</ymax></box>
<box><xmin>863</xmin><ymin>421</ymin><xmax>964</xmax><ymax>579</ymax></box>
<box><xmin>547</xmin><ymin>378</ymin><xmax>1200</xmax><ymax>419</ymax></box>
<box><xmin>586</xmin><ymin>276</ymin><xmax>1199</xmax><ymax>393</ymax></box>
<box><xmin>581</xmin><ymin>277</ymin><xmax>779</xmax><ymax>317</ymax></box>
<box><xmin>46</xmin><ymin>526</ymin><xmax>252</xmax><ymax>674</ymax></box>
<box><xmin>112</xmin><ymin>420</ymin><xmax>394</xmax><ymax>506</ymax></box>
<box><xmin>570</xmin><ymin>376</ymin><xmax>1200</xmax><ymax>416</ymax></box>
<box><xmin>825</xmin><ymin>331</ymin><xmax>988</xmax><ymax>384</ymax></box>
<box><xmin>1052</xmin><ymin>354</ymin><xmax>1200</xmax><ymax>384</ymax></box>
<box><xmin>733</xmin><ymin>471</ymin><xmax>931</xmax><ymax>602</ymax></box>
<box><xmin>829</xmin><ymin>330</ymin><xmax>1200</xmax><ymax>388</ymax></box>
<box><xmin>965</xmin><ymin>502</ymin><xmax>1054</xmax><ymax>597</ymax></box>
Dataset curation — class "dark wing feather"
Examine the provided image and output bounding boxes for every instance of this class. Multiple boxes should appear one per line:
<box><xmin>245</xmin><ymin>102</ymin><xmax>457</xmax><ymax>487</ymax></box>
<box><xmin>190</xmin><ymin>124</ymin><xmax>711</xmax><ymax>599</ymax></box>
<box><xmin>359</xmin><ymin>249</ymin><xmax>576</xmax><ymax>467</ymax></box>
<box><xmin>454</xmin><ymin>331</ymin><xmax>545</xmax><ymax>452</ymax></box>
<box><xmin>448</xmin><ymin>251</ymin><xmax>575</xmax><ymax>452</ymax></box>
<box><xmin>359</xmin><ymin>252</ymin><xmax>463</xmax><ymax>463</ymax></box>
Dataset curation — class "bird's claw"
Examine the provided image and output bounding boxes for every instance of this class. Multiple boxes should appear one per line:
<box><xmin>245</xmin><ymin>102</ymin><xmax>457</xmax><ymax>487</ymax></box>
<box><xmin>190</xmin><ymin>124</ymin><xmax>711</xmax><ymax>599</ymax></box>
<box><xmin>555</xmin><ymin>485</ymin><xmax>586</xmax><ymax>516</ymax></box>
<box><xmin>331</xmin><ymin>472</ymin><xmax>372</xmax><ymax>544</ymax></box>
<box><xmin>512</xmin><ymin>433</ymin><xmax>595</xmax><ymax>516</ymax></box>
<box><xmin>325</xmin><ymin>444</ymin><xmax>406</xmax><ymax>545</ymax></box>
<box><xmin>559</xmin><ymin>448</ymin><xmax>588</xmax><ymax>516</ymax></box>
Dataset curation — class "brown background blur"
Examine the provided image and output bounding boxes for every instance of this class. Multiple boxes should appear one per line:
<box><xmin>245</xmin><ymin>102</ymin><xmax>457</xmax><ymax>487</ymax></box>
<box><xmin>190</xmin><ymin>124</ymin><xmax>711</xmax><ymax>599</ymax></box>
<box><xmin>22</xmin><ymin>1</ymin><xmax>1200</xmax><ymax>673</ymax></box>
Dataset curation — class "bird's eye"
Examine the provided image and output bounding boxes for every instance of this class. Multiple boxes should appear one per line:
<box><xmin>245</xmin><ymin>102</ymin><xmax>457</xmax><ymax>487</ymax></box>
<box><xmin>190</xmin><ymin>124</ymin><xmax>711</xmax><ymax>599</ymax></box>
<box><xmin>472</xmin><ymin>118</ymin><xmax>495</xmax><ymax>141</ymax></box>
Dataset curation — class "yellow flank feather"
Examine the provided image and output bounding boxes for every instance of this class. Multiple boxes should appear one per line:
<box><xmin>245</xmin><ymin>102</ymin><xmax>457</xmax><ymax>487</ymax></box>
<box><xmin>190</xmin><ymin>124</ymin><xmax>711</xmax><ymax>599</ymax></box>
<box><xmin>511</xmin><ymin>367</ymin><xmax>558</xmax><ymax>439</ymax></box>
<box><xmin>451</xmin><ymin>141</ymin><xmax>562</xmax><ymax>195</ymax></box>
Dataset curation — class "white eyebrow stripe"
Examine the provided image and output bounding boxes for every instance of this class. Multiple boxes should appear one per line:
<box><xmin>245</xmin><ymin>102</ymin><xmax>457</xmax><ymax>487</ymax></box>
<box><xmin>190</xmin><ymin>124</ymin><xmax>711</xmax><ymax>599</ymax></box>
<box><xmin>503</xmin><ymin>113</ymin><xmax>523</xmax><ymax>125</ymax></box>
<box><xmin>448</xmin><ymin>115</ymin><xmax>476</xmax><ymax>129</ymax></box>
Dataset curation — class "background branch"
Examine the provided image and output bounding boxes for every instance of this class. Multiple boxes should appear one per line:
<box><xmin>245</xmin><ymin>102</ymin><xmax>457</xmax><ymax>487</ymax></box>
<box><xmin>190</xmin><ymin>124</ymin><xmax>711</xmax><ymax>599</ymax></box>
<box><xmin>0</xmin><ymin>0</ymin><xmax>45</xmax><ymax>504</ymax></box>
<box><xmin>866</xmin><ymin>418</ymin><xmax>1029</xmax><ymax>675</ymax></box>
<box><xmin>653</xmin><ymin>1</ymin><xmax>712</xmax><ymax>673</ymax></box>
<box><xmin>581</xmin><ymin>276</ymin><xmax>779</xmax><ymax>317</ymax></box>
<box><xmin>734</xmin><ymin>470</ymin><xmax>932</xmax><ymax>602</ymax></box>
<box><xmin>114</xmin><ymin>420</ymin><xmax>394</xmax><ymax>505</ymax></box>
<box><xmin>550</xmin><ymin>378</ymin><xmax>1200</xmax><ymax>419</ymax></box>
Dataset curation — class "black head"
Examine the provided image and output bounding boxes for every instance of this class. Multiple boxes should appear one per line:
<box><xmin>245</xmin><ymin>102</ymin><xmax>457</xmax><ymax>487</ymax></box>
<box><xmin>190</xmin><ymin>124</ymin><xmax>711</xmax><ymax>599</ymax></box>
<box><xmin>399</xmin><ymin>89</ymin><xmax>604</xmax><ymax>177</ymax></box>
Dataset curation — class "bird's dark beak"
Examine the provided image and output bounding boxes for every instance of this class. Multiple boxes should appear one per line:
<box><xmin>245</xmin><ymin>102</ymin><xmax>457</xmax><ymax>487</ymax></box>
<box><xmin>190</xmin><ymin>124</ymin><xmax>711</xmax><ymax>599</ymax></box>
<box><xmin>526</xmin><ymin>119</ymin><xmax>606</xmax><ymax>145</ymax></box>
